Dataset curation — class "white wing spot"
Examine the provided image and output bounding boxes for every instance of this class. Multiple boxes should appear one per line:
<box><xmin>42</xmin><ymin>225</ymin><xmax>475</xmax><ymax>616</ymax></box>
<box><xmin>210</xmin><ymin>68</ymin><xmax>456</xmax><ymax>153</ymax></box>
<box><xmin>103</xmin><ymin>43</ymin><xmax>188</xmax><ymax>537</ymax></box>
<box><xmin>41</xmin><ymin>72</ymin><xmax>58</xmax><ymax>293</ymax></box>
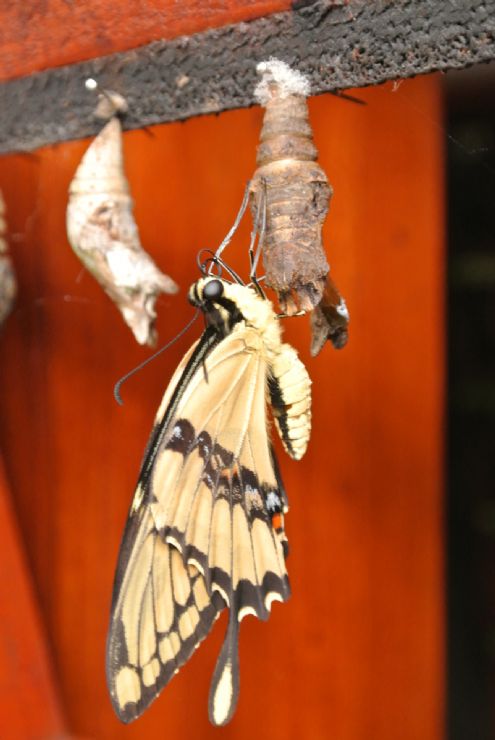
<box><xmin>238</xmin><ymin>605</ymin><xmax>258</xmax><ymax>621</ymax></box>
<box><xmin>266</xmin><ymin>491</ymin><xmax>281</xmax><ymax>513</ymax></box>
<box><xmin>131</xmin><ymin>485</ymin><xmax>144</xmax><ymax>514</ymax></box>
<box><xmin>245</xmin><ymin>486</ymin><xmax>264</xmax><ymax>511</ymax></box>
<box><xmin>265</xmin><ymin>591</ymin><xmax>284</xmax><ymax>610</ymax></box>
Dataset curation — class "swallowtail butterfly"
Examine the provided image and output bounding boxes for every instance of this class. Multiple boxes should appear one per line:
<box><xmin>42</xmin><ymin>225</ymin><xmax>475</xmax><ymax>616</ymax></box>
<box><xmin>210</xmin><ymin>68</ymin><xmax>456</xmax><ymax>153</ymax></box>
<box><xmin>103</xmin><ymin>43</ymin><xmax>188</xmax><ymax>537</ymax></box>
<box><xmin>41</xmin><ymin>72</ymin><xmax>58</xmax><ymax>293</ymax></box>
<box><xmin>106</xmin><ymin>275</ymin><xmax>311</xmax><ymax>725</ymax></box>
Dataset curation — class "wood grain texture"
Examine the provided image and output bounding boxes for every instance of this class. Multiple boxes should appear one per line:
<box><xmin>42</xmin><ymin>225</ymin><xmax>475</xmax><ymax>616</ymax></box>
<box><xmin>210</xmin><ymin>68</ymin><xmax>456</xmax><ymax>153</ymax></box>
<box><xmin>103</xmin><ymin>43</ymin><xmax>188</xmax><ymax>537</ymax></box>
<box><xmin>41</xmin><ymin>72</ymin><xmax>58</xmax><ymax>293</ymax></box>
<box><xmin>0</xmin><ymin>75</ymin><xmax>444</xmax><ymax>738</ymax></box>
<box><xmin>0</xmin><ymin>454</ymin><xmax>67</xmax><ymax>737</ymax></box>
<box><xmin>0</xmin><ymin>0</ymin><xmax>291</xmax><ymax>82</ymax></box>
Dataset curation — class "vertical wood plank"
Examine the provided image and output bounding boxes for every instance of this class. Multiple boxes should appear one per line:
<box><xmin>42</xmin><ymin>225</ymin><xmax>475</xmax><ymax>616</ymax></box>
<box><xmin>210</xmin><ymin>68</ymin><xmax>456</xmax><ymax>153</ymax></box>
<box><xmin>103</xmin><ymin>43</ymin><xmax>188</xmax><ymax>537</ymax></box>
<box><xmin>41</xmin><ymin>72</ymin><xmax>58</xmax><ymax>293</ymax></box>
<box><xmin>0</xmin><ymin>454</ymin><xmax>67</xmax><ymax>737</ymax></box>
<box><xmin>0</xmin><ymin>74</ymin><xmax>444</xmax><ymax>738</ymax></box>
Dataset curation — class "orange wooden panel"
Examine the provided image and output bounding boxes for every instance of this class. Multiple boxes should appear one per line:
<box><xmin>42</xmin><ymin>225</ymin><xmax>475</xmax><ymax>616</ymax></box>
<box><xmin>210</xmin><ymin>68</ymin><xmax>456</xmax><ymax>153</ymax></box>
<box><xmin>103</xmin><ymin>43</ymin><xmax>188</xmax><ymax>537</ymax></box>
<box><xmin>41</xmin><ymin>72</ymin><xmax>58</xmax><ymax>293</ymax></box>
<box><xmin>0</xmin><ymin>453</ymin><xmax>67</xmax><ymax>737</ymax></box>
<box><xmin>0</xmin><ymin>74</ymin><xmax>444</xmax><ymax>739</ymax></box>
<box><xmin>0</xmin><ymin>0</ymin><xmax>291</xmax><ymax>82</ymax></box>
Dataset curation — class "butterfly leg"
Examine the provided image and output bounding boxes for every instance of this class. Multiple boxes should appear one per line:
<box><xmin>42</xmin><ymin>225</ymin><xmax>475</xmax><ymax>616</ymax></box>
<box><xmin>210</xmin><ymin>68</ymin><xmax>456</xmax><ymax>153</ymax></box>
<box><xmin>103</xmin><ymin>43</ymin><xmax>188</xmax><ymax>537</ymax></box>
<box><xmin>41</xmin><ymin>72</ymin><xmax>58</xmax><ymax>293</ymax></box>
<box><xmin>213</xmin><ymin>182</ymin><xmax>252</xmax><ymax>266</ymax></box>
<box><xmin>249</xmin><ymin>178</ymin><xmax>267</xmax><ymax>299</ymax></box>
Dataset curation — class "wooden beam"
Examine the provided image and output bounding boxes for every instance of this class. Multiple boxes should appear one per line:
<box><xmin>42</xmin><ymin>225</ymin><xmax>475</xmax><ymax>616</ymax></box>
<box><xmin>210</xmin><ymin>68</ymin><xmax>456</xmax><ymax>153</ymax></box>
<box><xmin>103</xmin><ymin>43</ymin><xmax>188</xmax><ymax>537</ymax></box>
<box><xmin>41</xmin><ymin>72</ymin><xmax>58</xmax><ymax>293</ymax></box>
<box><xmin>0</xmin><ymin>0</ymin><xmax>493</xmax><ymax>154</ymax></box>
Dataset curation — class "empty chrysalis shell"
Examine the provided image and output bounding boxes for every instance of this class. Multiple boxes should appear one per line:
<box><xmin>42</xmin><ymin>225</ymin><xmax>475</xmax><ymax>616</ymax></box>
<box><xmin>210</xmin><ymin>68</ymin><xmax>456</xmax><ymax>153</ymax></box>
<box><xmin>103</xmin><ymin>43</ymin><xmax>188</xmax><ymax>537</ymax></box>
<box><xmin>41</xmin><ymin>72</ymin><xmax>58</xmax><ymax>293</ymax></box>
<box><xmin>250</xmin><ymin>59</ymin><xmax>332</xmax><ymax>316</ymax></box>
<box><xmin>310</xmin><ymin>276</ymin><xmax>349</xmax><ymax>356</ymax></box>
<box><xmin>0</xmin><ymin>189</ymin><xmax>16</xmax><ymax>328</ymax></box>
<box><xmin>66</xmin><ymin>101</ymin><xmax>178</xmax><ymax>346</ymax></box>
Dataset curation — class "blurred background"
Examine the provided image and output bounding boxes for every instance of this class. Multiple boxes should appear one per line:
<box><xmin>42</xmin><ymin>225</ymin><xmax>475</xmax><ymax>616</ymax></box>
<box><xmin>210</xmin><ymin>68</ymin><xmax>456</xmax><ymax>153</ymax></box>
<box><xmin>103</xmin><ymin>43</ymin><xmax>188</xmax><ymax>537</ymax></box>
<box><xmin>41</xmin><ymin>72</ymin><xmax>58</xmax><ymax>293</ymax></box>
<box><xmin>447</xmin><ymin>62</ymin><xmax>495</xmax><ymax>740</ymax></box>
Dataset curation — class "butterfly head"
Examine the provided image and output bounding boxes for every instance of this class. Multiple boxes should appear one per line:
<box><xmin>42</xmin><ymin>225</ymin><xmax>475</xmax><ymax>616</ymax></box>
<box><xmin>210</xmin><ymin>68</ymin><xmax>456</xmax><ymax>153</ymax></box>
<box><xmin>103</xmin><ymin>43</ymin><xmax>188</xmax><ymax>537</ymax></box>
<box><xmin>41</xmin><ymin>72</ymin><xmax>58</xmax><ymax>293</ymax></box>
<box><xmin>189</xmin><ymin>277</ymin><xmax>245</xmax><ymax>336</ymax></box>
<box><xmin>190</xmin><ymin>277</ymin><xmax>225</xmax><ymax>303</ymax></box>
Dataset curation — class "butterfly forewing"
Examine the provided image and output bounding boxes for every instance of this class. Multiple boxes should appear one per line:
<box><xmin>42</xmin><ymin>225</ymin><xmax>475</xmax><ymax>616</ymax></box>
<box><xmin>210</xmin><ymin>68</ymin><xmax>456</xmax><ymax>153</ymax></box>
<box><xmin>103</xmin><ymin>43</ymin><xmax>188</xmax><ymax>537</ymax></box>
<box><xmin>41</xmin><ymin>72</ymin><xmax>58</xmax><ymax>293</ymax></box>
<box><xmin>107</xmin><ymin>324</ymin><xmax>290</xmax><ymax>723</ymax></box>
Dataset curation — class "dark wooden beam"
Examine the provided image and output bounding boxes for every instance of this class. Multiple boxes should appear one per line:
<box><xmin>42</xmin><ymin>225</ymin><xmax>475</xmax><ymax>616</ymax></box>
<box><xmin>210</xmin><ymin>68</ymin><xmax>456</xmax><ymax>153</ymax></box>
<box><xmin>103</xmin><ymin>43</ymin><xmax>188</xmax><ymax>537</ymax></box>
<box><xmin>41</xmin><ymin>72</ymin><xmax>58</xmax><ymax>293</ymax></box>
<box><xmin>0</xmin><ymin>0</ymin><xmax>494</xmax><ymax>154</ymax></box>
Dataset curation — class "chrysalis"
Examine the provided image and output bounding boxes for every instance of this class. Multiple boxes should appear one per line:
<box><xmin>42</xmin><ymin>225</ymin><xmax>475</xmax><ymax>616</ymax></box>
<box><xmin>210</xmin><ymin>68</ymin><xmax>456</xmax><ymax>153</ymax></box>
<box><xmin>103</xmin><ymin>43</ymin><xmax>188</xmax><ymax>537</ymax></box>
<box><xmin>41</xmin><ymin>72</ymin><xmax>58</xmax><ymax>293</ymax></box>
<box><xmin>310</xmin><ymin>275</ymin><xmax>349</xmax><ymax>356</ymax></box>
<box><xmin>250</xmin><ymin>59</ymin><xmax>332</xmax><ymax>316</ymax></box>
<box><xmin>249</xmin><ymin>59</ymin><xmax>349</xmax><ymax>354</ymax></box>
<box><xmin>66</xmin><ymin>83</ymin><xmax>178</xmax><ymax>346</ymax></box>
<box><xmin>0</xmin><ymin>189</ymin><xmax>16</xmax><ymax>328</ymax></box>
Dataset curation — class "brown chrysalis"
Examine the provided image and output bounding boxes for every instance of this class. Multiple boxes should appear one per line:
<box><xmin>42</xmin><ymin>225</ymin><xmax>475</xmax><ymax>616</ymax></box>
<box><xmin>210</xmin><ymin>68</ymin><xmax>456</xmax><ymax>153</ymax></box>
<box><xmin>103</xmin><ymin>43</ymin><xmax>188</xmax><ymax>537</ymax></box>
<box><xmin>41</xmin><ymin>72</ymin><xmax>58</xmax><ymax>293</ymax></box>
<box><xmin>249</xmin><ymin>59</ymin><xmax>349</xmax><ymax>353</ymax></box>
<box><xmin>249</xmin><ymin>59</ymin><xmax>332</xmax><ymax>316</ymax></box>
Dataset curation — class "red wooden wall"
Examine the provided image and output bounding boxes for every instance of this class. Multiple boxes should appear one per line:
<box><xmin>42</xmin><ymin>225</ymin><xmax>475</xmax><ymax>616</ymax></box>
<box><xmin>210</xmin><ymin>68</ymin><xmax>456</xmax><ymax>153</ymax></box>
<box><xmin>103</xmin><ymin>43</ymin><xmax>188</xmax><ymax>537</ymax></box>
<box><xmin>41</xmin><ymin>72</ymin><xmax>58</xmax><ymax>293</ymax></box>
<box><xmin>0</xmin><ymin>455</ymin><xmax>66</xmax><ymax>737</ymax></box>
<box><xmin>0</xmin><ymin>1</ymin><xmax>293</xmax><ymax>82</ymax></box>
<box><xmin>0</xmin><ymin>75</ymin><xmax>444</xmax><ymax>739</ymax></box>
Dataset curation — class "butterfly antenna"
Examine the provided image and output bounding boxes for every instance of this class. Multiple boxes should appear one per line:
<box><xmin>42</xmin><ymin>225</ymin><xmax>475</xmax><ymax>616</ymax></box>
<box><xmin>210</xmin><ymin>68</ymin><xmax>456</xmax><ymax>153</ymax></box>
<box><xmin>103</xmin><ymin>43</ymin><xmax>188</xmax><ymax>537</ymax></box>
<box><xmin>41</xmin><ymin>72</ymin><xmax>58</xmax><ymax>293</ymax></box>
<box><xmin>114</xmin><ymin>310</ymin><xmax>200</xmax><ymax>405</ymax></box>
<box><xmin>215</xmin><ymin>256</ymin><xmax>244</xmax><ymax>285</ymax></box>
<box><xmin>197</xmin><ymin>248</ymin><xmax>221</xmax><ymax>276</ymax></box>
<box><xmin>197</xmin><ymin>248</ymin><xmax>244</xmax><ymax>286</ymax></box>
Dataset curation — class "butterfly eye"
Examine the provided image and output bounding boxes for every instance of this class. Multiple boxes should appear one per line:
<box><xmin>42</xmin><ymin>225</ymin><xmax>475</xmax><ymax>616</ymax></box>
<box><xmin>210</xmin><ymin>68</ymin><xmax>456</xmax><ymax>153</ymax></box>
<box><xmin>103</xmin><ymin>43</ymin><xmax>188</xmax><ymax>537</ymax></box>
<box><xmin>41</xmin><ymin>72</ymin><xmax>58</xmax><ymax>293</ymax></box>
<box><xmin>203</xmin><ymin>279</ymin><xmax>224</xmax><ymax>301</ymax></box>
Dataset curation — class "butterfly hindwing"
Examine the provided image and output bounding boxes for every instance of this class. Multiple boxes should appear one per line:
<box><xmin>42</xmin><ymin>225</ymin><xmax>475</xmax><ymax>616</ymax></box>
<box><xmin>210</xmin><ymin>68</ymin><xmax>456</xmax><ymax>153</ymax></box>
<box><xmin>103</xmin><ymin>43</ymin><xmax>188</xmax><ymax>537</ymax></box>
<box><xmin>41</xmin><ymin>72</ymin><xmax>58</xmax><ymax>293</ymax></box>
<box><xmin>107</xmin><ymin>505</ymin><xmax>222</xmax><ymax>722</ymax></box>
<box><xmin>107</xmin><ymin>323</ymin><xmax>290</xmax><ymax>723</ymax></box>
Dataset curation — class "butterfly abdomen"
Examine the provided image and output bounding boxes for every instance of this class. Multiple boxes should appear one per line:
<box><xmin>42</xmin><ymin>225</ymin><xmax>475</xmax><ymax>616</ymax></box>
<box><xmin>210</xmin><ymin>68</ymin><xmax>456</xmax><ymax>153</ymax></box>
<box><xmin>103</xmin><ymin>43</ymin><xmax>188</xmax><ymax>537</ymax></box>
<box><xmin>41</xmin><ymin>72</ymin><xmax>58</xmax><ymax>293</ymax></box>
<box><xmin>217</xmin><ymin>282</ymin><xmax>312</xmax><ymax>460</ymax></box>
<box><xmin>268</xmin><ymin>345</ymin><xmax>311</xmax><ymax>461</ymax></box>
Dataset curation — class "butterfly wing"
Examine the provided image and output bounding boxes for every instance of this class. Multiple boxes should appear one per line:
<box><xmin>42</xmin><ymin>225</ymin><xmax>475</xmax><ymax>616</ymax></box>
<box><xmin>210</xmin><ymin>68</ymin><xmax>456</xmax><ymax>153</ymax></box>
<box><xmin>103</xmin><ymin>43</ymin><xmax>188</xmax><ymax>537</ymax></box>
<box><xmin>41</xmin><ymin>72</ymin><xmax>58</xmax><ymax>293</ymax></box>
<box><xmin>107</xmin><ymin>323</ymin><xmax>290</xmax><ymax>724</ymax></box>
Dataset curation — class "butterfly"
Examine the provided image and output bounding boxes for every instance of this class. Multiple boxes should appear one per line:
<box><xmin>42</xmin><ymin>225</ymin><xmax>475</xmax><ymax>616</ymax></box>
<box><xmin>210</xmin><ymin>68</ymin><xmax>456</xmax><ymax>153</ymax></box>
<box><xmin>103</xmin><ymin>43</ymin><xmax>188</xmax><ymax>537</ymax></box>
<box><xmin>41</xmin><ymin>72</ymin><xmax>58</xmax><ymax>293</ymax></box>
<box><xmin>106</xmin><ymin>274</ymin><xmax>312</xmax><ymax>726</ymax></box>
